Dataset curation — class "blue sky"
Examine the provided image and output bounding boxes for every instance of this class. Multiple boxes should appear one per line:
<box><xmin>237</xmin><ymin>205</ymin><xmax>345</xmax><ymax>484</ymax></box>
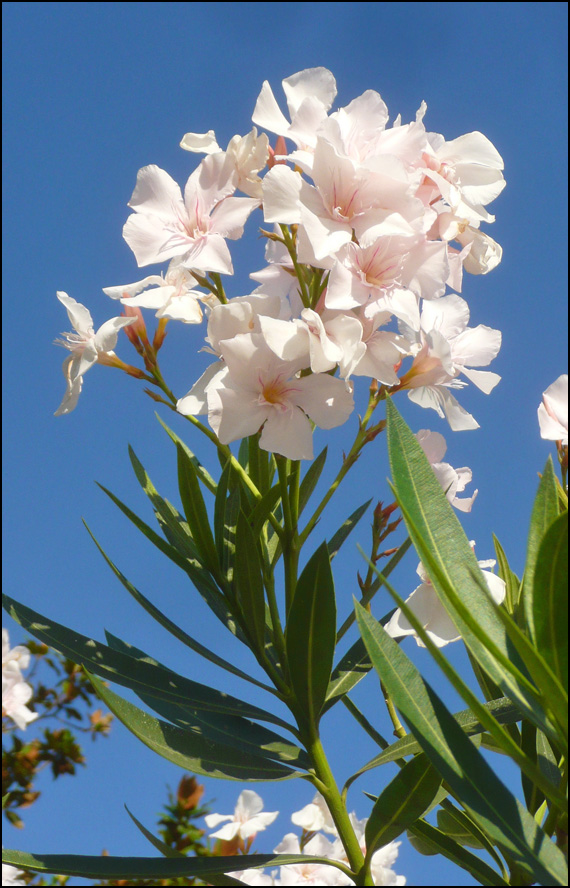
<box><xmin>2</xmin><ymin>2</ymin><xmax>568</xmax><ymax>885</ymax></box>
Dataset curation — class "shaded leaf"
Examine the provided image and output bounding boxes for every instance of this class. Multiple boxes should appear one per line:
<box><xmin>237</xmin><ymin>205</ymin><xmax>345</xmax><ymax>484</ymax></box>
<box><xmin>407</xmin><ymin>820</ymin><xmax>508</xmax><ymax>886</ymax></box>
<box><xmin>156</xmin><ymin>414</ymin><xmax>217</xmax><ymax>494</ymax></box>
<box><xmin>298</xmin><ymin>446</ymin><xmax>327</xmax><ymax>516</ymax></box>
<box><xmin>522</xmin><ymin>456</ymin><xmax>560</xmax><ymax>634</ymax></box>
<box><xmin>176</xmin><ymin>442</ymin><xmax>221</xmax><ymax>582</ymax></box>
<box><xmin>328</xmin><ymin>500</ymin><xmax>372</xmax><ymax>560</ymax></box>
<box><xmin>532</xmin><ymin>511</ymin><xmax>568</xmax><ymax>691</ymax></box>
<box><xmin>234</xmin><ymin>511</ymin><xmax>267</xmax><ymax>651</ymax></box>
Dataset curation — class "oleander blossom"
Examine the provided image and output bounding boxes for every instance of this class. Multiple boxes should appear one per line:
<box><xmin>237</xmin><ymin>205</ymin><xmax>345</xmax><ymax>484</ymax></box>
<box><xmin>538</xmin><ymin>374</ymin><xmax>568</xmax><ymax>445</ymax></box>
<box><xmin>415</xmin><ymin>429</ymin><xmax>478</xmax><ymax>512</ymax></box>
<box><xmin>384</xmin><ymin>549</ymin><xmax>506</xmax><ymax>647</ymax></box>
<box><xmin>2</xmin><ymin>629</ymin><xmax>38</xmax><ymax>730</ymax></box>
<box><xmin>205</xmin><ymin>790</ymin><xmax>278</xmax><ymax>841</ymax></box>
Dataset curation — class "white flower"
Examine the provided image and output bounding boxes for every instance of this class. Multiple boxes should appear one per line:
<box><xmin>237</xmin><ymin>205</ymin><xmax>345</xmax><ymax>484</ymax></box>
<box><xmin>274</xmin><ymin>833</ymin><xmax>346</xmax><ymax>886</ymax></box>
<box><xmin>291</xmin><ymin>793</ymin><xmax>337</xmax><ymax>835</ymax></box>
<box><xmin>2</xmin><ymin>861</ymin><xmax>27</xmax><ymax>887</ymax></box>
<box><xmin>415</xmin><ymin>429</ymin><xmax>478</xmax><ymax>512</ymax></box>
<box><xmin>180</xmin><ymin>127</ymin><xmax>269</xmax><ymax>199</ymax></box>
<box><xmin>199</xmin><ymin>332</ymin><xmax>354</xmax><ymax>460</ymax></box>
<box><xmin>538</xmin><ymin>375</ymin><xmax>568</xmax><ymax>445</ymax></box>
<box><xmin>229</xmin><ymin>869</ymin><xmax>276</xmax><ymax>886</ymax></box>
<box><xmin>122</xmin><ymin>156</ymin><xmax>258</xmax><ymax>272</ymax></box>
<box><xmin>103</xmin><ymin>259</ymin><xmax>207</xmax><ymax>324</ymax></box>
<box><xmin>385</xmin><ymin>550</ymin><xmax>506</xmax><ymax>648</ymax></box>
<box><xmin>2</xmin><ymin>629</ymin><xmax>38</xmax><ymax>730</ymax></box>
<box><xmin>53</xmin><ymin>292</ymin><xmax>136</xmax><ymax>416</ymax></box>
<box><xmin>204</xmin><ymin>790</ymin><xmax>278</xmax><ymax>841</ymax></box>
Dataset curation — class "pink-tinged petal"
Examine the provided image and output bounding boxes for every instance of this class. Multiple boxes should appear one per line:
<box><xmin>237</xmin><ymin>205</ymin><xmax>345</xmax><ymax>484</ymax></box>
<box><xmin>402</xmin><ymin>240</ymin><xmax>449</xmax><ymax>300</ymax></box>
<box><xmin>262</xmin><ymin>165</ymin><xmax>303</xmax><ymax>224</ymax></box>
<box><xmin>123</xmin><ymin>213</ymin><xmax>190</xmax><ymax>267</ymax></box>
<box><xmin>259</xmin><ymin>407</ymin><xmax>314</xmax><ymax>460</ymax></box>
<box><xmin>179</xmin><ymin>130</ymin><xmax>220</xmax><ymax>153</ymax></box>
<box><xmin>353</xmin><ymin>209</ymin><xmax>417</xmax><ymax>242</ymax></box>
<box><xmin>538</xmin><ymin>399</ymin><xmax>568</xmax><ymax>444</ymax></box>
<box><xmin>94</xmin><ymin>316</ymin><xmax>137</xmax><ymax>353</ymax></box>
<box><xmin>288</xmin><ymin>96</ymin><xmax>330</xmax><ymax>149</ymax></box>
<box><xmin>325</xmin><ymin>261</ymin><xmax>362</xmax><ymax>310</ymax></box>
<box><xmin>57</xmin><ymin>292</ymin><xmax>94</xmax><ymax>335</ymax></box>
<box><xmin>181</xmin><ymin>233</ymin><xmax>234</xmax><ymax>275</ymax></box>
<box><xmin>54</xmin><ymin>369</ymin><xmax>82</xmax><ymax>416</ymax></box>
<box><xmin>452</xmin><ymin>325</ymin><xmax>502</xmax><ymax>368</ymax></box>
<box><xmin>177</xmin><ymin>362</ymin><xmax>226</xmax><ymax>416</ymax></box>
<box><xmin>282</xmin><ymin>67</ymin><xmax>337</xmax><ymax>117</ymax></box>
<box><xmin>121</xmin><ymin>285</ymin><xmax>176</xmax><ymax>310</ymax></box>
<box><xmin>128</xmin><ymin>165</ymin><xmax>185</xmax><ymax>219</ymax></box>
<box><xmin>294</xmin><ymin>373</ymin><xmax>354</xmax><ymax>430</ymax></box>
<box><xmin>421</xmin><ymin>293</ymin><xmax>470</xmax><ymax>339</ymax></box>
<box><xmin>442</xmin><ymin>132</ymin><xmax>504</xmax><ymax>169</ymax></box>
<box><xmin>542</xmin><ymin>375</ymin><xmax>568</xmax><ymax>432</ymax></box>
<box><xmin>377</xmin><ymin>288</ymin><xmax>421</xmax><ymax>331</ymax></box>
<box><xmin>416</xmin><ymin>429</ymin><xmax>447</xmax><ymax>463</ymax></box>
<box><xmin>258</xmin><ymin>315</ymin><xmax>309</xmax><ymax>363</ymax></box>
<box><xmin>408</xmin><ymin>386</ymin><xmax>480</xmax><ymax>430</ymax></box>
<box><xmin>209</xmin><ymin>386</ymin><xmax>267</xmax><ymax>443</ymax></box>
<box><xmin>252</xmin><ymin>80</ymin><xmax>291</xmax><ymax>136</ymax></box>
<box><xmin>157</xmin><ymin>294</ymin><xmax>203</xmax><ymax>324</ymax></box>
<box><xmin>210</xmin><ymin>196</ymin><xmax>259</xmax><ymax>239</ymax></box>
<box><xmin>460</xmin><ymin>367</ymin><xmax>501</xmax><ymax>394</ymax></box>
<box><xmin>299</xmin><ymin>203</ymin><xmax>352</xmax><ymax>261</ymax></box>
<box><xmin>184</xmin><ymin>152</ymin><xmax>236</xmax><ymax>219</ymax></box>
<box><xmin>103</xmin><ymin>276</ymin><xmax>164</xmax><ymax>301</ymax></box>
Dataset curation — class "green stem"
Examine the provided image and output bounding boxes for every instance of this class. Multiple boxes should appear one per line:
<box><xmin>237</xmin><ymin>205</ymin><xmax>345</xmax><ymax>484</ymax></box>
<box><xmin>303</xmin><ymin>730</ymin><xmax>371</xmax><ymax>884</ymax></box>
<box><xmin>299</xmin><ymin>387</ymin><xmax>385</xmax><ymax>548</ymax></box>
<box><xmin>280</xmin><ymin>224</ymin><xmax>311</xmax><ymax>309</ymax></box>
<box><xmin>277</xmin><ymin>455</ymin><xmax>299</xmax><ymax>615</ymax></box>
<box><xmin>381</xmin><ymin>681</ymin><xmax>407</xmax><ymax>739</ymax></box>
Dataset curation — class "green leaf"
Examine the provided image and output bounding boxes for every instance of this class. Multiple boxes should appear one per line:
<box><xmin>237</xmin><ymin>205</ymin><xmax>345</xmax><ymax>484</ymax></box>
<box><xmin>234</xmin><ymin>511</ymin><xmax>267</xmax><ymax>651</ymax></box>
<box><xmin>176</xmin><ymin>442</ymin><xmax>221</xmax><ymax>582</ymax></box>
<box><xmin>156</xmin><ymin>414</ymin><xmax>217</xmax><ymax>494</ymax></box>
<box><xmin>354</xmin><ymin>602</ymin><xmax>567</xmax><ymax>886</ymax></box>
<box><xmin>86</xmin><ymin>671</ymin><xmax>300</xmax><ymax>781</ymax></box>
<box><xmin>365</xmin><ymin>754</ymin><xmax>441</xmax><ymax>854</ymax></box>
<box><xmin>1</xmin><ymin>850</ymin><xmax>351</xmax><ymax>882</ymax></box>
<box><xmin>437</xmin><ymin>802</ymin><xmax>507</xmax><ymax>875</ymax></box>
<box><xmin>532</xmin><ymin>511</ymin><xmax>568</xmax><ymax>692</ymax></box>
<box><xmin>327</xmin><ymin>499</ymin><xmax>372</xmax><ymax>560</ymax></box>
<box><xmin>407</xmin><ymin>820</ymin><xmax>509</xmax><ymax>886</ymax></box>
<box><xmin>492</xmin><ymin>534</ymin><xmax>521</xmax><ymax>616</ymax></box>
<box><xmin>248</xmin><ymin>483</ymin><xmax>282</xmax><ymax>538</ymax></box>
<box><xmin>286</xmin><ymin>542</ymin><xmax>337</xmax><ymax>726</ymax></box>
<box><xmin>298</xmin><ymin>446</ymin><xmax>327</xmax><ymax>516</ymax></box>
<box><xmin>386</xmin><ymin>399</ymin><xmax>555</xmax><ymax>739</ymax></box>
<box><xmin>105</xmin><ymin>631</ymin><xmax>309</xmax><ymax>769</ymax></box>
<box><xmin>522</xmin><ymin>456</ymin><xmax>560</xmax><ymax>632</ymax></box>
<box><xmin>84</xmin><ymin>521</ymin><xmax>275</xmax><ymax>695</ymax></box>
<box><xmin>125</xmin><ymin>805</ymin><xmax>185</xmax><ymax>858</ymax></box>
<box><xmin>350</xmin><ymin>697</ymin><xmax>521</xmax><ymax>773</ymax></box>
<box><xmin>2</xmin><ymin>593</ymin><xmax>294</xmax><ymax>731</ymax></box>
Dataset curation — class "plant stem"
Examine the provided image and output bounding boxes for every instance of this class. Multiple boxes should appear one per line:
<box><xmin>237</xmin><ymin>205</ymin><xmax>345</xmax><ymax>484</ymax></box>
<box><xmin>381</xmin><ymin>681</ymin><xmax>407</xmax><ymax>739</ymax></box>
<box><xmin>277</xmin><ymin>455</ymin><xmax>299</xmax><ymax>615</ymax></box>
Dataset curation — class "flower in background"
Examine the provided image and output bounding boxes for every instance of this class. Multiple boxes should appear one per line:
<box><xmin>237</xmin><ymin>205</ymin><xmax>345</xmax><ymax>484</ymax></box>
<box><xmin>415</xmin><ymin>429</ymin><xmax>478</xmax><ymax>512</ymax></box>
<box><xmin>53</xmin><ymin>292</ymin><xmax>136</xmax><ymax>416</ymax></box>
<box><xmin>2</xmin><ymin>629</ymin><xmax>38</xmax><ymax>730</ymax></box>
<box><xmin>2</xmin><ymin>859</ymin><xmax>27</xmax><ymax>887</ymax></box>
<box><xmin>291</xmin><ymin>792</ymin><xmax>338</xmax><ymax>835</ymax></box>
<box><xmin>538</xmin><ymin>374</ymin><xmax>568</xmax><ymax>445</ymax></box>
<box><xmin>384</xmin><ymin>549</ymin><xmax>505</xmax><ymax>648</ymax></box>
<box><xmin>205</xmin><ymin>790</ymin><xmax>278</xmax><ymax>841</ymax></box>
<box><xmin>180</xmin><ymin>127</ymin><xmax>269</xmax><ymax>199</ymax></box>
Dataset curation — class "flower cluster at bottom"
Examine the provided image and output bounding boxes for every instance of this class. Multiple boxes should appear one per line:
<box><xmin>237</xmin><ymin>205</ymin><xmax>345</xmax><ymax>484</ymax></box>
<box><xmin>208</xmin><ymin>790</ymin><xmax>405</xmax><ymax>886</ymax></box>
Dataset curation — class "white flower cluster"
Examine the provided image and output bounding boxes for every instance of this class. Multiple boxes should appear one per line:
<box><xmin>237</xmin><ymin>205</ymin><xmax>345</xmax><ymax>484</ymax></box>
<box><xmin>55</xmin><ymin>67</ymin><xmax>505</xmax><ymax>459</ymax></box>
<box><xmin>2</xmin><ymin>629</ymin><xmax>37</xmax><ymax>887</ymax></box>
<box><xmin>207</xmin><ymin>790</ymin><xmax>404</xmax><ymax>886</ymax></box>
<box><xmin>2</xmin><ymin>628</ymin><xmax>37</xmax><ymax>731</ymax></box>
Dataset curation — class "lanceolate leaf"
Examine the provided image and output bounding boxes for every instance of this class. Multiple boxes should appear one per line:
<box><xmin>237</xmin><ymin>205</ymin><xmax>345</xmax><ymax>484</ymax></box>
<box><xmin>2</xmin><ymin>594</ymin><xmax>294</xmax><ymax>732</ymax></box>
<box><xmin>286</xmin><ymin>542</ymin><xmax>337</xmax><ymax>726</ymax></box>
<box><xmin>355</xmin><ymin>603</ymin><xmax>567</xmax><ymax>886</ymax></box>
<box><xmin>532</xmin><ymin>511</ymin><xmax>568</xmax><ymax>692</ymax></box>
<box><xmin>85</xmin><ymin>522</ymin><xmax>274</xmax><ymax>695</ymax></box>
<box><xmin>234</xmin><ymin>511</ymin><xmax>267</xmax><ymax>651</ymax></box>
<box><xmin>327</xmin><ymin>499</ymin><xmax>372</xmax><ymax>561</ymax></box>
<box><xmin>522</xmin><ymin>456</ymin><xmax>560</xmax><ymax>635</ymax></box>
<box><xmin>385</xmin><ymin>399</ymin><xmax>554</xmax><ymax>738</ymax></box>
<box><xmin>492</xmin><ymin>534</ymin><xmax>521</xmax><ymax>616</ymax></box>
<box><xmin>176</xmin><ymin>443</ymin><xmax>222</xmax><ymax>583</ymax></box>
<box><xmin>365</xmin><ymin>754</ymin><xmax>441</xmax><ymax>854</ymax></box>
<box><xmin>349</xmin><ymin>697</ymin><xmax>521</xmax><ymax>774</ymax></box>
<box><xmin>298</xmin><ymin>446</ymin><xmax>327</xmax><ymax>516</ymax></box>
<box><xmin>125</xmin><ymin>806</ymin><xmax>186</xmax><ymax>858</ymax></box>
<box><xmin>1</xmin><ymin>850</ymin><xmax>352</xmax><ymax>882</ymax></box>
<box><xmin>156</xmin><ymin>414</ymin><xmax>217</xmax><ymax>494</ymax></box>
<box><xmin>407</xmin><ymin>820</ymin><xmax>509</xmax><ymax>886</ymax></box>
<box><xmin>86</xmin><ymin>672</ymin><xmax>300</xmax><ymax>782</ymax></box>
<box><xmin>105</xmin><ymin>631</ymin><xmax>303</xmax><ymax>767</ymax></box>
<box><xmin>436</xmin><ymin>803</ymin><xmax>507</xmax><ymax>874</ymax></box>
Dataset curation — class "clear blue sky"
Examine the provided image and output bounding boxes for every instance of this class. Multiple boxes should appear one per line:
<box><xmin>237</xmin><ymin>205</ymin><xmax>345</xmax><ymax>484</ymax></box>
<box><xmin>2</xmin><ymin>3</ymin><xmax>568</xmax><ymax>885</ymax></box>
